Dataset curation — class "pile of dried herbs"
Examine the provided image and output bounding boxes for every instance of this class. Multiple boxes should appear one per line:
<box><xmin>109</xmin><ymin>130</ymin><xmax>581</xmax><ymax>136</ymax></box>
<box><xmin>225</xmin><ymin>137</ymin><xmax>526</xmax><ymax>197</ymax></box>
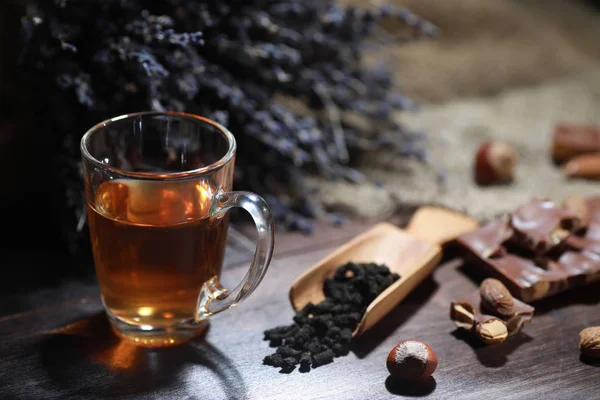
<box><xmin>263</xmin><ymin>262</ymin><xmax>399</xmax><ymax>372</ymax></box>
<box><xmin>18</xmin><ymin>0</ymin><xmax>436</xmax><ymax>255</ymax></box>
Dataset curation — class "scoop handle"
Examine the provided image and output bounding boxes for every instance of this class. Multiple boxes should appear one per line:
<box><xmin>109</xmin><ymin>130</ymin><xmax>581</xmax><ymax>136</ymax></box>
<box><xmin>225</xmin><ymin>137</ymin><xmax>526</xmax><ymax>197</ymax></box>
<box><xmin>404</xmin><ymin>206</ymin><xmax>479</xmax><ymax>245</ymax></box>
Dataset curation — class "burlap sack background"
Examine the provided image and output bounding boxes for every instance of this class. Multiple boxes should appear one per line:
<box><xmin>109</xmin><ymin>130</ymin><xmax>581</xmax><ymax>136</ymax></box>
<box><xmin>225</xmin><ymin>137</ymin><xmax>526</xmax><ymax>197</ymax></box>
<box><xmin>321</xmin><ymin>0</ymin><xmax>600</xmax><ymax>221</ymax></box>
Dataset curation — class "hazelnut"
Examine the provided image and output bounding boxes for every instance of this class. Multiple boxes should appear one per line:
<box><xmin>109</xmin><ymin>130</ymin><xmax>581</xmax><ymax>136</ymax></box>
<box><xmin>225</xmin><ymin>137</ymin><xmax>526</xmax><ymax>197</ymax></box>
<box><xmin>474</xmin><ymin>140</ymin><xmax>517</xmax><ymax>185</ymax></box>
<box><xmin>386</xmin><ymin>340</ymin><xmax>437</xmax><ymax>380</ymax></box>
<box><xmin>475</xmin><ymin>318</ymin><xmax>508</xmax><ymax>345</ymax></box>
<box><xmin>579</xmin><ymin>326</ymin><xmax>600</xmax><ymax>359</ymax></box>
<box><xmin>480</xmin><ymin>278</ymin><xmax>514</xmax><ymax>318</ymax></box>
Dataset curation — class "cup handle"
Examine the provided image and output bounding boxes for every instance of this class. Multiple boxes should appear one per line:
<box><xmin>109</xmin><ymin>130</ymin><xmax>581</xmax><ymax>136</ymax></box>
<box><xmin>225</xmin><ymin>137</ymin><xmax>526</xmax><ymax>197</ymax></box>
<box><xmin>194</xmin><ymin>190</ymin><xmax>275</xmax><ymax>322</ymax></box>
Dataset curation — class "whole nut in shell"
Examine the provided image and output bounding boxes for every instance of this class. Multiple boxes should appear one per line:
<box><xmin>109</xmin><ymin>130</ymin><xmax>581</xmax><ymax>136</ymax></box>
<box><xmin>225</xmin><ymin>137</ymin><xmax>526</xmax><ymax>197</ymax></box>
<box><xmin>474</xmin><ymin>140</ymin><xmax>518</xmax><ymax>186</ymax></box>
<box><xmin>386</xmin><ymin>340</ymin><xmax>437</xmax><ymax>381</ymax></box>
<box><xmin>579</xmin><ymin>326</ymin><xmax>600</xmax><ymax>358</ymax></box>
<box><xmin>480</xmin><ymin>278</ymin><xmax>515</xmax><ymax>318</ymax></box>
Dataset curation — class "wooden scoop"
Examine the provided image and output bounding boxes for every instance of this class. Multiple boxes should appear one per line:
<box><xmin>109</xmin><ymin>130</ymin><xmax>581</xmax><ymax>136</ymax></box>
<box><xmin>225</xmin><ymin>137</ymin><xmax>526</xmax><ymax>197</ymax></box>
<box><xmin>289</xmin><ymin>206</ymin><xmax>478</xmax><ymax>337</ymax></box>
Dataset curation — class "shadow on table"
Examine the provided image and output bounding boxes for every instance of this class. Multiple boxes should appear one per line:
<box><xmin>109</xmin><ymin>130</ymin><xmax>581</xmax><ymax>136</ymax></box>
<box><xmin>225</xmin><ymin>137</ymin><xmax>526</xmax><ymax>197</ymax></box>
<box><xmin>530</xmin><ymin>282</ymin><xmax>600</xmax><ymax>315</ymax></box>
<box><xmin>451</xmin><ymin>329</ymin><xmax>533</xmax><ymax>368</ymax></box>
<box><xmin>352</xmin><ymin>277</ymin><xmax>438</xmax><ymax>358</ymax></box>
<box><xmin>385</xmin><ymin>376</ymin><xmax>436</xmax><ymax>397</ymax></box>
<box><xmin>580</xmin><ymin>354</ymin><xmax>600</xmax><ymax>367</ymax></box>
<box><xmin>38</xmin><ymin>313</ymin><xmax>246</xmax><ymax>399</ymax></box>
<box><xmin>456</xmin><ymin>261</ymin><xmax>485</xmax><ymax>287</ymax></box>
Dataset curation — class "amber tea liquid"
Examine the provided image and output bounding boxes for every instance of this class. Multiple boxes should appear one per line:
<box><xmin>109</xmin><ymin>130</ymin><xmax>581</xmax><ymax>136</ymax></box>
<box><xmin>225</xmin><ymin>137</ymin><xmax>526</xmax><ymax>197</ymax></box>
<box><xmin>87</xmin><ymin>179</ymin><xmax>228</xmax><ymax>346</ymax></box>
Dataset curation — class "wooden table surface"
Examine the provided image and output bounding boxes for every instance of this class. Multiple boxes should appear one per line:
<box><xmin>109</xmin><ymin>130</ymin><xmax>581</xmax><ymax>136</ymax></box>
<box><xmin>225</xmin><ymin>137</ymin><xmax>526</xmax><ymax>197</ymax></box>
<box><xmin>1</xmin><ymin>216</ymin><xmax>599</xmax><ymax>400</ymax></box>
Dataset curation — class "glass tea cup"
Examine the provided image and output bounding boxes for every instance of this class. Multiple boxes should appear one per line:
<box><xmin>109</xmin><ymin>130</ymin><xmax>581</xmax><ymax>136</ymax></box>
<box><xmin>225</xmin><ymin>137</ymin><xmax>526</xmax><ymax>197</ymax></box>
<box><xmin>81</xmin><ymin>111</ymin><xmax>275</xmax><ymax>347</ymax></box>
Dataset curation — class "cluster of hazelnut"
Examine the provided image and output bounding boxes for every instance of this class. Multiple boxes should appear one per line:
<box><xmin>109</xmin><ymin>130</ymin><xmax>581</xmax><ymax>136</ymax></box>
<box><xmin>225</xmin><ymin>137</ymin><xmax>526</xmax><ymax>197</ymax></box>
<box><xmin>474</xmin><ymin>122</ymin><xmax>600</xmax><ymax>186</ymax></box>
<box><xmin>383</xmin><ymin>276</ymin><xmax>600</xmax><ymax>383</ymax></box>
<box><xmin>474</xmin><ymin>279</ymin><xmax>516</xmax><ymax>344</ymax></box>
<box><xmin>454</xmin><ymin>278</ymin><xmax>520</xmax><ymax>345</ymax></box>
<box><xmin>450</xmin><ymin>278</ymin><xmax>600</xmax><ymax>358</ymax></box>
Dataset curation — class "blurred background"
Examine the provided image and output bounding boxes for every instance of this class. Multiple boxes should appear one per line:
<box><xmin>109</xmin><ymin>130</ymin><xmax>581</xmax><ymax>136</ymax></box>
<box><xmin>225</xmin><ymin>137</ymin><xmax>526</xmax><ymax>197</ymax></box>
<box><xmin>1</xmin><ymin>0</ymin><xmax>600</xmax><ymax>290</ymax></box>
<box><xmin>319</xmin><ymin>0</ymin><xmax>600</xmax><ymax>219</ymax></box>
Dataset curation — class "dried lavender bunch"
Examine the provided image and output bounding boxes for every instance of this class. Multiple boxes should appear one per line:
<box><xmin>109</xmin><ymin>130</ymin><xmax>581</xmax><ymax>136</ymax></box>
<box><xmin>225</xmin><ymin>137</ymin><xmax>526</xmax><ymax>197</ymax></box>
<box><xmin>19</xmin><ymin>0</ymin><xmax>436</xmax><ymax>253</ymax></box>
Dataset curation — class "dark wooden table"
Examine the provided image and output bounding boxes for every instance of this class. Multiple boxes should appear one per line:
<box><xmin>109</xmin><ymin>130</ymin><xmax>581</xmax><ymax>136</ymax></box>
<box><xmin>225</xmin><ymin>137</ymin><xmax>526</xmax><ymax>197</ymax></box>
<box><xmin>1</xmin><ymin>217</ymin><xmax>599</xmax><ymax>400</ymax></box>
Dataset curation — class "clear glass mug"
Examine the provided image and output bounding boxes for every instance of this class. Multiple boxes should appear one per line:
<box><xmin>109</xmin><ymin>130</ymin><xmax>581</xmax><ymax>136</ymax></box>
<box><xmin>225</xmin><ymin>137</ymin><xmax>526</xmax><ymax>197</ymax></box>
<box><xmin>81</xmin><ymin>111</ymin><xmax>275</xmax><ymax>347</ymax></box>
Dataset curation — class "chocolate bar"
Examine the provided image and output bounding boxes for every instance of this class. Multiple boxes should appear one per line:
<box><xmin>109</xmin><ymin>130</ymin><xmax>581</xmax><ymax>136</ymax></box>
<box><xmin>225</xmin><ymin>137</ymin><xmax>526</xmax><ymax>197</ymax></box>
<box><xmin>509</xmin><ymin>199</ymin><xmax>580</xmax><ymax>254</ymax></box>
<box><xmin>450</xmin><ymin>290</ymin><xmax>534</xmax><ymax>337</ymax></box>
<box><xmin>457</xmin><ymin>197</ymin><xmax>600</xmax><ymax>302</ymax></box>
